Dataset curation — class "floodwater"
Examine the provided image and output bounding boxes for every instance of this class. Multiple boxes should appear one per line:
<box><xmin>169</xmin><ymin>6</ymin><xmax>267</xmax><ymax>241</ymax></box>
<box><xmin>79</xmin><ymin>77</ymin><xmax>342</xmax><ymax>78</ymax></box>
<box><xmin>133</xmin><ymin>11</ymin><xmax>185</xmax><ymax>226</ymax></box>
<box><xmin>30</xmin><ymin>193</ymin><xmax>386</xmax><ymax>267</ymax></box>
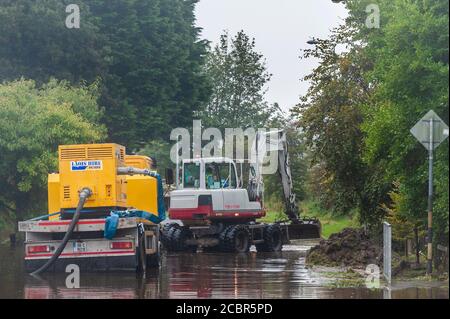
<box><xmin>0</xmin><ymin>241</ymin><xmax>448</xmax><ymax>299</ymax></box>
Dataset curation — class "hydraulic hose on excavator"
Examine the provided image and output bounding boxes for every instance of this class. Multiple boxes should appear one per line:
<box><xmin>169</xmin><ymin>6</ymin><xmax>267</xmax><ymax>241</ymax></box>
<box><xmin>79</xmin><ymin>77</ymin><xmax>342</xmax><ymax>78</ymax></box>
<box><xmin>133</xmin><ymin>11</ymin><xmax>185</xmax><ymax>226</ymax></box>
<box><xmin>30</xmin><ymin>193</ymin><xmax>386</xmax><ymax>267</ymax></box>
<box><xmin>30</xmin><ymin>188</ymin><xmax>92</xmax><ymax>275</ymax></box>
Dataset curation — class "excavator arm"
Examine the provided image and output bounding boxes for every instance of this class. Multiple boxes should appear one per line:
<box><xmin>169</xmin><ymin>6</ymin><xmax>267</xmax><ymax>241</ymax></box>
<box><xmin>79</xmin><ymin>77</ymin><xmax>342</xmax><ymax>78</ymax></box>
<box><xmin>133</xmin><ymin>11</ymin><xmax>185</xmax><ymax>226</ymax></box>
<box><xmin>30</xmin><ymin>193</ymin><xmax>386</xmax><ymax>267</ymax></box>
<box><xmin>275</xmin><ymin>131</ymin><xmax>301</xmax><ymax>224</ymax></box>
<box><xmin>254</xmin><ymin>130</ymin><xmax>321</xmax><ymax>239</ymax></box>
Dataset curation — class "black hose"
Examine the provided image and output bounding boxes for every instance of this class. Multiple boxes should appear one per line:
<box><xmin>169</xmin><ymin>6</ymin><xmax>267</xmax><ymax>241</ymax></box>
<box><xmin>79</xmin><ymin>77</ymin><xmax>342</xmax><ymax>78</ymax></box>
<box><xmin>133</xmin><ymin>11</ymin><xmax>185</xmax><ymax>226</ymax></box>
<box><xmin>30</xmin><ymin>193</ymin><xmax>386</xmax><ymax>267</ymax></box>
<box><xmin>30</xmin><ymin>188</ymin><xmax>92</xmax><ymax>275</ymax></box>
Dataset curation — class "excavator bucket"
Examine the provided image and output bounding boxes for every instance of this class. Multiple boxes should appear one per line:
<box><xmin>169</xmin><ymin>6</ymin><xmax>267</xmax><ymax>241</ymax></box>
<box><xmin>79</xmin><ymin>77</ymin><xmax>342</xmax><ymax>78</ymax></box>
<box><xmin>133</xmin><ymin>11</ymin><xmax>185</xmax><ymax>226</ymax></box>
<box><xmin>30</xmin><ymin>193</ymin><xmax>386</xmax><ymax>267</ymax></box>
<box><xmin>280</xmin><ymin>218</ymin><xmax>322</xmax><ymax>241</ymax></box>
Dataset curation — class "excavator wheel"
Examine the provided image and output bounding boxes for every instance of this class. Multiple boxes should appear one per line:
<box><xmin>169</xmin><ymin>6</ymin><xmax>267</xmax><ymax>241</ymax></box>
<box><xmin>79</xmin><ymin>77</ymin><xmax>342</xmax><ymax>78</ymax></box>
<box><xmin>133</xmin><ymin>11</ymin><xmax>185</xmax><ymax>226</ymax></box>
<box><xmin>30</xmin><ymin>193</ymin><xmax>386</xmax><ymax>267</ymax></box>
<box><xmin>161</xmin><ymin>222</ymin><xmax>178</xmax><ymax>251</ymax></box>
<box><xmin>222</xmin><ymin>225</ymin><xmax>251</xmax><ymax>253</ymax></box>
<box><xmin>256</xmin><ymin>224</ymin><xmax>283</xmax><ymax>252</ymax></box>
<box><xmin>218</xmin><ymin>225</ymin><xmax>233</xmax><ymax>252</ymax></box>
<box><xmin>171</xmin><ymin>226</ymin><xmax>197</xmax><ymax>253</ymax></box>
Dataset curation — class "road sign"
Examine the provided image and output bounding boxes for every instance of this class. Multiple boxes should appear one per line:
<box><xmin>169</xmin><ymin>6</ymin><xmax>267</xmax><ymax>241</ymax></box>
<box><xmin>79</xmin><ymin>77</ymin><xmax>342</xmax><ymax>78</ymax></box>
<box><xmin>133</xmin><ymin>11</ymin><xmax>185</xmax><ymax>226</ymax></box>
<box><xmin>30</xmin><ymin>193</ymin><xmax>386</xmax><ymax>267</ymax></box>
<box><xmin>410</xmin><ymin>110</ymin><xmax>449</xmax><ymax>275</ymax></box>
<box><xmin>410</xmin><ymin>110</ymin><xmax>449</xmax><ymax>150</ymax></box>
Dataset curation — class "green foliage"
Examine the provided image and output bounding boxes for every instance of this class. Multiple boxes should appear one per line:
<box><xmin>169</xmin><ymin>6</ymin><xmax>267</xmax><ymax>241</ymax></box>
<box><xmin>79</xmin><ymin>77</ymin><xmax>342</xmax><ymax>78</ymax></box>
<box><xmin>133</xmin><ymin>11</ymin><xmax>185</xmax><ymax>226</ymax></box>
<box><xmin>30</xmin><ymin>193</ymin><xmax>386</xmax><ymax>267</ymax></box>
<box><xmin>353</xmin><ymin>0</ymin><xmax>449</xmax><ymax>240</ymax></box>
<box><xmin>296</xmin><ymin>0</ymin><xmax>448</xmax><ymax>242</ymax></box>
<box><xmin>88</xmin><ymin>0</ymin><xmax>211</xmax><ymax>147</ymax></box>
<box><xmin>137</xmin><ymin>139</ymin><xmax>173</xmax><ymax>173</ymax></box>
<box><xmin>302</xmin><ymin>200</ymin><xmax>358</xmax><ymax>239</ymax></box>
<box><xmin>40</xmin><ymin>78</ymin><xmax>104</xmax><ymax>124</ymax></box>
<box><xmin>291</xmin><ymin>28</ymin><xmax>385</xmax><ymax>221</ymax></box>
<box><xmin>0</xmin><ymin>0</ymin><xmax>211</xmax><ymax>148</ymax></box>
<box><xmin>198</xmin><ymin>30</ymin><xmax>279</xmax><ymax>129</ymax></box>
<box><xmin>383</xmin><ymin>182</ymin><xmax>419</xmax><ymax>241</ymax></box>
<box><xmin>0</xmin><ymin>79</ymin><xmax>105</xmax><ymax>225</ymax></box>
<box><xmin>0</xmin><ymin>0</ymin><xmax>105</xmax><ymax>84</ymax></box>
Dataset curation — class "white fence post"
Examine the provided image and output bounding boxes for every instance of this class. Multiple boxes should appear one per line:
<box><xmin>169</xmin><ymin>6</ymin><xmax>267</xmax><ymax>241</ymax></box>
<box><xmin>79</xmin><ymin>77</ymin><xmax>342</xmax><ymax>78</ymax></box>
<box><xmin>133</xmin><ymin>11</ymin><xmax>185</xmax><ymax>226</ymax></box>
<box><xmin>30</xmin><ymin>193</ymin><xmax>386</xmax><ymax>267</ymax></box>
<box><xmin>383</xmin><ymin>222</ymin><xmax>392</xmax><ymax>284</ymax></box>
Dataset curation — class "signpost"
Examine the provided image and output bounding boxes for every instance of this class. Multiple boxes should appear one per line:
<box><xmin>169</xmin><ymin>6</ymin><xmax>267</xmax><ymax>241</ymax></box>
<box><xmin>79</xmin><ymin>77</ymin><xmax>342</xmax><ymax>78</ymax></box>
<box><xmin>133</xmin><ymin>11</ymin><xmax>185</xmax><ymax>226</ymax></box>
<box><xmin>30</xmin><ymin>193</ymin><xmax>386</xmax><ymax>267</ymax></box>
<box><xmin>410</xmin><ymin>110</ymin><xmax>449</xmax><ymax>275</ymax></box>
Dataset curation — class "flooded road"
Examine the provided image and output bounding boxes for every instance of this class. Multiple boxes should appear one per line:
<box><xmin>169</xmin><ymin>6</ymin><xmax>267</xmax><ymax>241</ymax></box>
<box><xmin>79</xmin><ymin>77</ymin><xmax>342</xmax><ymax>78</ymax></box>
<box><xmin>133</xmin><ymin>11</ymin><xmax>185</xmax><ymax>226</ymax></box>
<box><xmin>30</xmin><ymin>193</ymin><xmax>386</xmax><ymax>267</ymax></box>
<box><xmin>0</xmin><ymin>241</ymin><xmax>448</xmax><ymax>299</ymax></box>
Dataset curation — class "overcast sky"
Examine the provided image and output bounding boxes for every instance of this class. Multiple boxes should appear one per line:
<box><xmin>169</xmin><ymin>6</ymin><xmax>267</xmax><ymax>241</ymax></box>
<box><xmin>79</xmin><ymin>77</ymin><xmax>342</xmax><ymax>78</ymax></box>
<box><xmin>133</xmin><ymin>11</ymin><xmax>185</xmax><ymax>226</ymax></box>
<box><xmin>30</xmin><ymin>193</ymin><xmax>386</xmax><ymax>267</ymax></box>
<box><xmin>195</xmin><ymin>0</ymin><xmax>348</xmax><ymax>112</ymax></box>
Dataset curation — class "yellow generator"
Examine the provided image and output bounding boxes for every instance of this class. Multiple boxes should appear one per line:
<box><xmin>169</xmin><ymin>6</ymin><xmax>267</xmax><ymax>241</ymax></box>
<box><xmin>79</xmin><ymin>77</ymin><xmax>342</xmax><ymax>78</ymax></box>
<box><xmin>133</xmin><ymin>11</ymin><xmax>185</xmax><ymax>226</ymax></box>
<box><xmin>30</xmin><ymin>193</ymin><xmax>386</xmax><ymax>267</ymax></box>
<box><xmin>125</xmin><ymin>155</ymin><xmax>158</xmax><ymax>216</ymax></box>
<box><xmin>125</xmin><ymin>155</ymin><xmax>154</xmax><ymax>170</ymax></box>
<box><xmin>59</xmin><ymin>143</ymin><xmax>127</xmax><ymax>210</ymax></box>
<box><xmin>48</xmin><ymin>144</ymin><xmax>159</xmax><ymax>221</ymax></box>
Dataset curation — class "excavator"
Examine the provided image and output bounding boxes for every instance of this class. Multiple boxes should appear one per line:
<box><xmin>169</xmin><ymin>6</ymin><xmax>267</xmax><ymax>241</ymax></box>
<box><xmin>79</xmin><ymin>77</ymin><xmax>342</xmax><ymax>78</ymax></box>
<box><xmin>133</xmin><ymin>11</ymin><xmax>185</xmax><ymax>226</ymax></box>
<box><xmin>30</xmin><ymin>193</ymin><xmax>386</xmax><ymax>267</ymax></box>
<box><xmin>162</xmin><ymin>130</ymin><xmax>321</xmax><ymax>253</ymax></box>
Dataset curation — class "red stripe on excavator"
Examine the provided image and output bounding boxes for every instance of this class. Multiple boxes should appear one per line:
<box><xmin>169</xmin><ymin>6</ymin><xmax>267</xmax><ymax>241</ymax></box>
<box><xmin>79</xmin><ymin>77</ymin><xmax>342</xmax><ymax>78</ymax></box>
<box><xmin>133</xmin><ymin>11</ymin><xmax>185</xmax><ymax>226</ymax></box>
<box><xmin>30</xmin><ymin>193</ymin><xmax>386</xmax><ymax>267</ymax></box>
<box><xmin>169</xmin><ymin>205</ymin><xmax>212</xmax><ymax>219</ymax></box>
<box><xmin>169</xmin><ymin>205</ymin><xmax>265</xmax><ymax>220</ymax></box>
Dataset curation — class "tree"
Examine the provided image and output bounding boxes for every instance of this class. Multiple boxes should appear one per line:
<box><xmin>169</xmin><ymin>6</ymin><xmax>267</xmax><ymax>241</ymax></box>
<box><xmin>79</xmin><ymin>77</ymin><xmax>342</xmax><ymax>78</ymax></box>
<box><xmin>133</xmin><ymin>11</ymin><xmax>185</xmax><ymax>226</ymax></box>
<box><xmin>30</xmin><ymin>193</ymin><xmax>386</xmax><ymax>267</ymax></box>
<box><xmin>88</xmin><ymin>0</ymin><xmax>211</xmax><ymax>147</ymax></box>
<box><xmin>198</xmin><ymin>30</ymin><xmax>279</xmax><ymax>129</ymax></box>
<box><xmin>0</xmin><ymin>0</ymin><xmax>106</xmax><ymax>85</ymax></box>
<box><xmin>349</xmin><ymin>0</ymin><xmax>449</xmax><ymax>241</ymax></box>
<box><xmin>197</xmin><ymin>30</ymin><xmax>302</xmax><ymax>211</ymax></box>
<box><xmin>295</xmin><ymin>0</ymin><xmax>448</xmax><ymax>244</ymax></box>
<box><xmin>291</xmin><ymin>29</ymin><xmax>389</xmax><ymax>223</ymax></box>
<box><xmin>137</xmin><ymin>139</ymin><xmax>173</xmax><ymax>173</ymax></box>
<box><xmin>0</xmin><ymin>0</ymin><xmax>211</xmax><ymax>149</ymax></box>
<box><xmin>383</xmin><ymin>182</ymin><xmax>421</xmax><ymax>242</ymax></box>
<box><xmin>0</xmin><ymin>79</ymin><xmax>105</xmax><ymax>230</ymax></box>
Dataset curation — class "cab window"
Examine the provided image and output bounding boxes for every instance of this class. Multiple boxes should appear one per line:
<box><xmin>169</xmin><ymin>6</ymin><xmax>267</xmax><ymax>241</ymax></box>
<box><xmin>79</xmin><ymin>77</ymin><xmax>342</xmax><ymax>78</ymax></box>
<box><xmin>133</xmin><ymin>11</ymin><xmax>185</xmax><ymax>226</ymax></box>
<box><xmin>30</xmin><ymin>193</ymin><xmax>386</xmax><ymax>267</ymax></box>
<box><xmin>183</xmin><ymin>162</ymin><xmax>200</xmax><ymax>188</ymax></box>
<box><xmin>218</xmin><ymin>162</ymin><xmax>236</xmax><ymax>189</ymax></box>
<box><xmin>205</xmin><ymin>162</ymin><xmax>237</xmax><ymax>189</ymax></box>
<box><xmin>205</xmin><ymin>163</ymin><xmax>221</xmax><ymax>189</ymax></box>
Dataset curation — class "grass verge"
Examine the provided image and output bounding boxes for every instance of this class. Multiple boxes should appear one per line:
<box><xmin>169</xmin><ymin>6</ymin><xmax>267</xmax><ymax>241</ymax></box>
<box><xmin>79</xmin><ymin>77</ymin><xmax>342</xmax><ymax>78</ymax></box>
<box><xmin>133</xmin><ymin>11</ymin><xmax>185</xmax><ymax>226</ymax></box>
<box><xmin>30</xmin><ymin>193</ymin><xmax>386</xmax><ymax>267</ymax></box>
<box><xmin>259</xmin><ymin>200</ymin><xmax>358</xmax><ymax>239</ymax></box>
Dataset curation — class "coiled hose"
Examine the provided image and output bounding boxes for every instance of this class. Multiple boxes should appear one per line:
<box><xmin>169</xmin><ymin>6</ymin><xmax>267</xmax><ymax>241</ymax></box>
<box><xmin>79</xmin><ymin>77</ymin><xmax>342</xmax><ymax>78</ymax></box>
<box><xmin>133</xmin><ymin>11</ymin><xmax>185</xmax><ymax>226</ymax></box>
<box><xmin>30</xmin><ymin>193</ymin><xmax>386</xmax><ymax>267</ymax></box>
<box><xmin>30</xmin><ymin>188</ymin><xmax>92</xmax><ymax>275</ymax></box>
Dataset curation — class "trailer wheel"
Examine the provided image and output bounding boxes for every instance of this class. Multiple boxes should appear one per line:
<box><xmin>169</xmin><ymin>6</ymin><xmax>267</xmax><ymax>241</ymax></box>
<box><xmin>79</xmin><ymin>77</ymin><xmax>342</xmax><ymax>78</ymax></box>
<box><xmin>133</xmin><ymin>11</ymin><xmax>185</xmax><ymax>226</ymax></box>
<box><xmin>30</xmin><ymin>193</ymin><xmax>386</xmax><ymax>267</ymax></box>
<box><xmin>223</xmin><ymin>225</ymin><xmax>251</xmax><ymax>253</ymax></box>
<box><xmin>136</xmin><ymin>231</ymin><xmax>147</xmax><ymax>272</ymax></box>
<box><xmin>256</xmin><ymin>224</ymin><xmax>283</xmax><ymax>252</ymax></box>
<box><xmin>147</xmin><ymin>241</ymin><xmax>161</xmax><ymax>268</ymax></box>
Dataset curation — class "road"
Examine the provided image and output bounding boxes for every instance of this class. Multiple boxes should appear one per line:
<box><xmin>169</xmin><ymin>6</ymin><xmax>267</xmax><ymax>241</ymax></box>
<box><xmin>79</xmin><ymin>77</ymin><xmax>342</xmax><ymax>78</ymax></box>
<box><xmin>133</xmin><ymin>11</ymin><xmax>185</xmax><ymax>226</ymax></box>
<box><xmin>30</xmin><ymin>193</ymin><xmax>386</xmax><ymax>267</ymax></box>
<box><xmin>0</xmin><ymin>240</ymin><xmax>447</xmax><ymax>299</ymax></box>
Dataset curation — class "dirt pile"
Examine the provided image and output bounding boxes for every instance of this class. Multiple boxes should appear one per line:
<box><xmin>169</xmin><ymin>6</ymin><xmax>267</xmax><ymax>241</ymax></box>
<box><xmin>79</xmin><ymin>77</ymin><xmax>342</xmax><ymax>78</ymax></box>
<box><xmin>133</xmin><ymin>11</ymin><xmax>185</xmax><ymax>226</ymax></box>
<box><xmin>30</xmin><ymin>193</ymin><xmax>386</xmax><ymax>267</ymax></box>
<box><xmin>306</xmin><ymin>228</ymin><xmax>382</xmax><ymax>268</ymax></box>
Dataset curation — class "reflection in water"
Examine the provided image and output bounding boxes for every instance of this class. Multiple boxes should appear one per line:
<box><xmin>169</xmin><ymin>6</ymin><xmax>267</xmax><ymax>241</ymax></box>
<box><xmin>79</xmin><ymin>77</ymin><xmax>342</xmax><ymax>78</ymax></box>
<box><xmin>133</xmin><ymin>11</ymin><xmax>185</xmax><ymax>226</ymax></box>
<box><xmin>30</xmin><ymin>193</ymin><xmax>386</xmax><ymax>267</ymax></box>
<box><xmin>0</xmin><ymin>243</ymin><xmax>447</xmax><ymax>299</ymax></box>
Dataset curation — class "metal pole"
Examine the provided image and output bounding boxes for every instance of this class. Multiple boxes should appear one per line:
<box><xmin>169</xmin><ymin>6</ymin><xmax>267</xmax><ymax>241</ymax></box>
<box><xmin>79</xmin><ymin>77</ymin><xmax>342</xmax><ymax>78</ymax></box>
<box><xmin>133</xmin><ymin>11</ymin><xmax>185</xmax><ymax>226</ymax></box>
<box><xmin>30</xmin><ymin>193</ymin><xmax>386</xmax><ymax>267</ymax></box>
<box><xmin>427</xmin><ymin>119</ymin><xmax>434</xmax><ymax>275</ymax></box>
<box><xmin>383</xmin><ymin>222</ymin><xmax>392</xmax><ymax>284</ymax></box>
<box><xmin>176</xmin><ymin>141</ymin><xmax>180</xmax><ymax>189</ymax></box>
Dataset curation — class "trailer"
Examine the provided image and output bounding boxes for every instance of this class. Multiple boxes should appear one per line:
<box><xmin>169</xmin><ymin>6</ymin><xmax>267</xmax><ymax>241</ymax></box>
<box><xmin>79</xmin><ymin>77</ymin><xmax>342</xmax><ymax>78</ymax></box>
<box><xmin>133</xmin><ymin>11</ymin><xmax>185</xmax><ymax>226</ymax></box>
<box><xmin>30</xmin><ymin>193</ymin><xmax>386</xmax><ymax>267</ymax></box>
<box><xmin>19</xmin><ymin>216</ymin><xmax>160</xmax><ymax>272</ymax></box>
<box><xmin>18</xmin><ymin>143</ymin><xmax>166</xmax><ymax>274</ymax></box>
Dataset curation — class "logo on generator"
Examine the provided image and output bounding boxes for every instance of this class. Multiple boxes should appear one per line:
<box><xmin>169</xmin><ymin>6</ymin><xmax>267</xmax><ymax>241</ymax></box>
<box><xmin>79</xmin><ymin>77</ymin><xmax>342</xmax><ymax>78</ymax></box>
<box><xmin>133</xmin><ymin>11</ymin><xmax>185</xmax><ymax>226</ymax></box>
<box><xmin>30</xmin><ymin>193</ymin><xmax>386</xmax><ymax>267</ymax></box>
<box><xmin>70</xmin><ymin>160</ymin><xmax>103</xmax><ymax>171</ymax></box>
